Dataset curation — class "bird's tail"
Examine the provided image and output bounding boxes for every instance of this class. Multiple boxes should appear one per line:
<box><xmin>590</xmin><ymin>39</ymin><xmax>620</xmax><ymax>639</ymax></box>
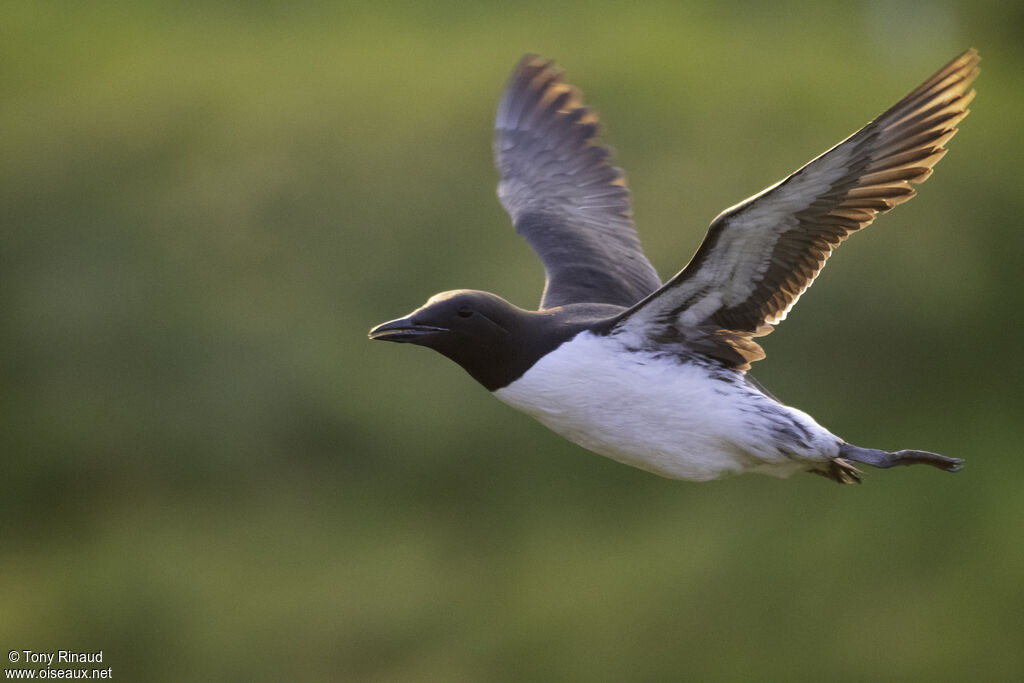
<box><xmin>839</xmin><ymin>443</ymin><xmax>963</xmax><ymax>473</ymax></box>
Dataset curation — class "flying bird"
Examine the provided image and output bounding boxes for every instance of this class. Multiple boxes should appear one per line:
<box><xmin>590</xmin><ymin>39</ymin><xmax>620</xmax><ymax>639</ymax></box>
<box><xmin>369</xmin><ymin>50</ymin><xmax>978</xmax><ymax>484</ymax></box>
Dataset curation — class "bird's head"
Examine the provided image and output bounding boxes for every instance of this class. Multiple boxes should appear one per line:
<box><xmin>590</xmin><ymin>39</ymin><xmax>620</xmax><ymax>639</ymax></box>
<box><xmin>369</xmin><ymin>290</ymin><xmax>536</xmax><ymax>389</ymax></box>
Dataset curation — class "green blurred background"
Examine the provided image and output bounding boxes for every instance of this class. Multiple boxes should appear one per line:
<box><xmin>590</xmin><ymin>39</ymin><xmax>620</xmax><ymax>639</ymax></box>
<box><xmin>3</xmin><ymin>1</ymin><xmax>1022</xmax><ymax>680</ymax></box>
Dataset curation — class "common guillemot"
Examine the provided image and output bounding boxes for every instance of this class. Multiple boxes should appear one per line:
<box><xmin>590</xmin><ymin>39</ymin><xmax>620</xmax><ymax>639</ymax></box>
<box><xmin>370</xmin><ymin>50</ymin><xmax>978</xmax><ymax>483</ymax></box>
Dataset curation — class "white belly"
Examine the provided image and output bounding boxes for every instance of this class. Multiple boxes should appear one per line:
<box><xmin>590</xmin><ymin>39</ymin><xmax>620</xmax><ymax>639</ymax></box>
<box><xmin>493</xmin><ymin>331</ymin><xmax>839</xmax><ymax>481</ymax></box>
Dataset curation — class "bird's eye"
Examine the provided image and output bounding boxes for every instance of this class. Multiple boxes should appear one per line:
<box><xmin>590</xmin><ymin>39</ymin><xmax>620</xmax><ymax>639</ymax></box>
<box><xmin>457</xmin><ymin>306</ymin><xmax>473</xmax><ymax>318</ymax></box>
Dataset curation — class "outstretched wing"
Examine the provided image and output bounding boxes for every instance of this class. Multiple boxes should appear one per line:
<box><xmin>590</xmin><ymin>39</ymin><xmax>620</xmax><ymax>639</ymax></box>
<box><xmin>494</xmin><ymin>55</ymin><xmax>662</xmax><ymax>309</ymax></box>
<box><xmin>612</xmin><ymin>49</ymin><xmax>980</xmax><ymax>370</ymax></box>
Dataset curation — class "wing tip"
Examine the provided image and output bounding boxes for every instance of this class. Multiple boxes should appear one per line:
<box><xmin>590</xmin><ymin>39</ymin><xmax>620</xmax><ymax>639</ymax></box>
<box><xmin>495</xmin><ymin>54</ymin><xmax>633</xmax><ymax>198</ymax></box>
<box><xmin>497</xmin><ymin>55</ymin><xmax>596</xmax><ymax>132</ymax></box>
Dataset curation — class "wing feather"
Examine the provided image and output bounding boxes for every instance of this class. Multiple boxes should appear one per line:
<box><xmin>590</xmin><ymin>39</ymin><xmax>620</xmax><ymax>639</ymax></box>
<box><xmin>494</xmin><ymin>55</ymin><xmax>662</xmax><ymax>309</ymax></box>
<box><xmin>612</xmin><ymin>49</ymin><xmax>980</xmax><ymax>369</ymax></box>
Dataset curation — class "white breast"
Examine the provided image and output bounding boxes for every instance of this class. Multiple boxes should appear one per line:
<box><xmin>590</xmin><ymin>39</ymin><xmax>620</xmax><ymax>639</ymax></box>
<box><xmin>493</xmin><ymin>331</ymin><xmax>839</xmax><ymax>481</ymax></box>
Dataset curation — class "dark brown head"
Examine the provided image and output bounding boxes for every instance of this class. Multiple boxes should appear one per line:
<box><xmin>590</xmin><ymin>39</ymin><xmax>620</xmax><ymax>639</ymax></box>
<box><xmin>369</xmin><ymin>290</ymin><xmax>598</xmax><ymax>390</ymax></box>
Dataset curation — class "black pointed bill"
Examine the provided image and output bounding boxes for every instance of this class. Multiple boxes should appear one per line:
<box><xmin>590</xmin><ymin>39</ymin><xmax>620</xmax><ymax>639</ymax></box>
<box><xmin>368</xmin><ymin>317</ymin><xmax>448</xmax><ymax>343</ymax></box>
